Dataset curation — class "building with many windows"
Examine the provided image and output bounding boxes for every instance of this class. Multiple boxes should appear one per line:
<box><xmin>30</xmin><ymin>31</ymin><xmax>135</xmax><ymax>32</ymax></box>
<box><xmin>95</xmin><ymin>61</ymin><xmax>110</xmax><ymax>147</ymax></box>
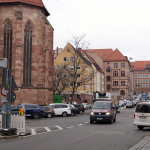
<box><xmin>131</xmin><ymin>61</ymin><xmax>150</xmax><ymax>95</ymax></box>
<box><xmin>0</xmin><ymin>0</ymin><xmax>54</xmax><ymax>105</ymax></box>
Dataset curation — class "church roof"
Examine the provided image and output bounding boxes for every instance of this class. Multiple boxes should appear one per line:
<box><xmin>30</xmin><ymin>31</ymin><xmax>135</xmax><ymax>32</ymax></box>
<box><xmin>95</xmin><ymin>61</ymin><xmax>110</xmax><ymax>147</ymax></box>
<box><xmin>0</xmin><ymin>0</ymin><xmax>50</xmax><ymax>16</ymax></box>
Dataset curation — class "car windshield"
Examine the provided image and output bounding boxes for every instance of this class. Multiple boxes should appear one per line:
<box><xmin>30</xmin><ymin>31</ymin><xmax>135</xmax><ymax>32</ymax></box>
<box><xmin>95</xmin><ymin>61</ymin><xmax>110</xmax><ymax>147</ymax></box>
<box><xmin>93</xmin><ymin>102</ymin><xmax>111</xmax><ymax>109</ymax></box>
<box><xmin>135</xmin><ymin>104</ymin><xmax>150</xmax><ymax>113</ymax></box>
<box><xmin>127</xmin><ymin>101</ymin><xmax>132</xmax><ymax>104</ymax></box>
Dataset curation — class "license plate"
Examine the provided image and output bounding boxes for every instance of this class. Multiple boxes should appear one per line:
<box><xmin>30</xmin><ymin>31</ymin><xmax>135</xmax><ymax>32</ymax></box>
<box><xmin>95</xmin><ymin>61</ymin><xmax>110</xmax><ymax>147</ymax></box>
<box><xmin>97</xmin><ymin>118</ymin><xmax>103</xmax><ymax>120</ymax></box>
<box><xmin>139</xmin><ymin>116</ymin><xmax>146</xmax><ymax>119</ymax></box>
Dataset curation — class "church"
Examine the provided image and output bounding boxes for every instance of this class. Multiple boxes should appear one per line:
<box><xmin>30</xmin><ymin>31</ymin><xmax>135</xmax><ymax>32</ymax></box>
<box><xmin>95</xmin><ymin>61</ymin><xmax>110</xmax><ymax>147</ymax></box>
<box><xmin>0</xmin><ymin>0</ymin><xmax>54</xmax><ymax>105</ymax></box>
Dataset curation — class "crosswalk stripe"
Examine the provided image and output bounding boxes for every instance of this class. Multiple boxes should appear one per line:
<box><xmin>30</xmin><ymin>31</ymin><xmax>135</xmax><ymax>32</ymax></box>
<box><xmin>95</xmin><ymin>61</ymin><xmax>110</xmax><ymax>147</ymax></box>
<box><xmin>45</xmin><ymin>127</ymin><xmax>51</xmax><ymax>132</ymax></box>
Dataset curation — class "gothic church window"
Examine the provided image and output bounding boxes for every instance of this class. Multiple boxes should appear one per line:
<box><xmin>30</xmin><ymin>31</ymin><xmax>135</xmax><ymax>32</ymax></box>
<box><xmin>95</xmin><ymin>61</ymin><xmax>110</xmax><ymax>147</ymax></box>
<box><xmin>4</xmin><ymin>20</ymin><xmax>12</xmax><ymax>69</ymax></box>
<box><xmin>23</xmin><ymin>22</ymin><xmax>32</xmax><ymax>86</ymax></box>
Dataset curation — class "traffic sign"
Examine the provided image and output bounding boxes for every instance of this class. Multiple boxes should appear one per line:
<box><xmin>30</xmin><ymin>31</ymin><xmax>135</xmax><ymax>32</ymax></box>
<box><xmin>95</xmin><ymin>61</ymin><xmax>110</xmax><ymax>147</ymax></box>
<box><xmin>1</xmin><ymin>87</ymin><xmax>7</xmax><ymax>97</ymax></box>
<box><xmin>0</xmin><ymin>58</ymin><xmax>7</xmax><ymax>68</ymax></box>
<box><xmin>4</xmin><ymin>76</ymin><xmax>18</xmax><ymax>90</ymax></box>
<box><xmin>142</xmin><ymin>93</ymin><xmax>146</xmax><ymax>98</ymax></box>
<box><xmin>6</xmin><ymin>91</ymin><xmax>16</xmax><ymax>103</ymax></box>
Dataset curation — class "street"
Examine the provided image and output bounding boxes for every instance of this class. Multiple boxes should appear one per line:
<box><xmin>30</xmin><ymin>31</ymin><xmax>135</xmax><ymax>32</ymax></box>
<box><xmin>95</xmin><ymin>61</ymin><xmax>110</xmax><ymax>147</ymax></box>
<box><xmin>0</xmin><ymin>108</ymin><xmax>150</xmax><ymax>150</ymax></box>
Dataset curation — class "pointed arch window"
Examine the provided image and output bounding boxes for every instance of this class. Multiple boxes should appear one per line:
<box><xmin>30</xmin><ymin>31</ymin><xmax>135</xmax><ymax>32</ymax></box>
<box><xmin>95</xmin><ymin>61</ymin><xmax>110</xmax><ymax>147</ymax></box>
<box><xmin>23</xmin><ymin>22</ymin><xmax>32</xmax><ymax>86</ymax></box>
<box><xmin>4</xmin><ymin>20</ymin><xmax>12</xmax><ymax>69</ymax></box>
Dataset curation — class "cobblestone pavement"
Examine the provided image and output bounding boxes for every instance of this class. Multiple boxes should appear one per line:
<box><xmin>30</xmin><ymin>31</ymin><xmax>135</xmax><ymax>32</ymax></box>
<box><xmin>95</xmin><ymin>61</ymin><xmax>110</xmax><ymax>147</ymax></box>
<box><xmin>129</xmin><ymin>135</ymin><xmax>150</xmax><ymax>150</ymax></box>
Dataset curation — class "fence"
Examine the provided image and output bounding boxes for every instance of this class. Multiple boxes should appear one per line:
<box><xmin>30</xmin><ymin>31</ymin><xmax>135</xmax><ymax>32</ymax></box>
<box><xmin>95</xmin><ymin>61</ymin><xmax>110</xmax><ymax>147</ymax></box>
<box><xmin>0</xmin><ymin>115</ymin><xmax>25</xmax><ymax>134</ymax></box>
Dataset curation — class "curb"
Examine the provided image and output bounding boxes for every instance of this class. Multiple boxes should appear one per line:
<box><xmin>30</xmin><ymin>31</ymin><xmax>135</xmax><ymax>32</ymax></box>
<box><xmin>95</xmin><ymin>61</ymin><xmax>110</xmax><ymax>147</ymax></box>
<box><xmin>129</xmin><ymin>135</ymin><xmax>150</xmax><ymax>150</ymax></box>
<box><xmin>0</xmin><ymin>134</ymin><xmax>19</xmax><ymax>139</ymax></box>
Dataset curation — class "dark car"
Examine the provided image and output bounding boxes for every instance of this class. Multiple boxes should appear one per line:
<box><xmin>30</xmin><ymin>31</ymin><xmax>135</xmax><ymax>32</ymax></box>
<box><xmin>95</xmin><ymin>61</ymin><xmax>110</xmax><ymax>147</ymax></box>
<box><xmin>90</xmin><ymin>101</ymin><xmax>116</xmax><ymax>124</ymax></box>
<box><xmin>40</xmin><ymin>106</ymin><xmax>55</xmax><ymax>118</ymax></box>
<box><xmin>69</xmin><ymin>104</ymin><xmax>79</xmax><ymax>116</ymax></box>
<box><xmin>21</xmin><ymin>104</ymin><xmax>43</xmax><ymax>119</ymax></box>
<box><xmin>73</xmin><ymin>104</ymin><xmax>85</xmax><ymax>114</ymax></box>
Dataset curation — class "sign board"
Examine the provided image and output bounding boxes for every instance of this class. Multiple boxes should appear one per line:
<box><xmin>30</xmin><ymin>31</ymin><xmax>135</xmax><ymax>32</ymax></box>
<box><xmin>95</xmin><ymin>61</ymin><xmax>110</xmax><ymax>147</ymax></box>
<box><xmin>142</xmin><ymin>93</ymin><xmax>146</xmax><ymax>98</ymax></box>
<box><xmin>6</xmin><ymin>91</ymin><xmax>16</xmax><ymax>103</ymax></box>
<box><xmin>4</xmin><ymin>76</ymin><xmax>18</xmax><ymax>90</ymax></box>
<box><xmin>1</xmin><ymin>87</ymin><xmax>7</xmax><ymax>97</ymax></box>
<box><xmin>0</xmin><ymin>58</ymin><xmax>7</xmax><ymax>68</ymax></box>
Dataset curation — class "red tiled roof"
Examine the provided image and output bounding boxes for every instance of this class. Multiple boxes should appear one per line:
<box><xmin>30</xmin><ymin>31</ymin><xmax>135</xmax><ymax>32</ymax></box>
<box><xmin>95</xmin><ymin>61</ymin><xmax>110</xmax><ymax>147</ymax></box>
<box><xmin>0</xmin><ymin>0</ymin><xmax>50</xmax><ymax>16</ymax></box>
<box><xmin>86</xmin><ymin>49</ymin><xmax>113</xmax><ymax>61</ymax></box>
<box><xmin>0</xmin><ymin>0</ymin><xmax>44</xmax><ymax>7</ymax></box>
<box><xmin>104</xmin><ymin>48</ymin><xmax>128</xmax><ymax>61</ymax></box>
<box><xmin>131</xmin><ymin>61</ymin><xmax>150</xmax><ymax>71</ymax></box>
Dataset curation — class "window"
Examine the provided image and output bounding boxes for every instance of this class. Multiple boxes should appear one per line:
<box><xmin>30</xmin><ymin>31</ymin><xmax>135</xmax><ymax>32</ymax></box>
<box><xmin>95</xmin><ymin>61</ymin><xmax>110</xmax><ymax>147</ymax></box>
<box><xmin>77</xmin><ymin>74</ymin><xmax>80</xmax><ymax>78</ymax></box>
<box><xmin>120</xmin><ymin>90</ymin><xmax>125</xmax><ymax>96</ymax></box>
<box><xmin>63</xmin><ymin>65</ymin><xmax>67</xmax><ymax>70</ymax></box>
<box><xmin>77</xmin><ymin>65</ymin><xmax>81</xmax><ymax>70</ymax></box>
<box><xmin>56</xmin><ymin>65</ymin><xmax>60</xmax><ymax>70</ymax></box>
<box><xmin>67</xmin><ymin>49</ymin><xmax>70</xmax><ymax>52</ymax></box>
<box><xmin>113</xmin><ymin>70</ymin><xmax>118</xmax><ymax>77</ymax></box>
<box><xmin>121</xmin><ymin>81</ymin><xmax>125</xmax><ymax>86</ymax></box>
<box><xmin>77</xmin><ymin>82</ymin><xmax>81</xmax><ymax>86</ymax></box>
<box><xmin>23</xmin><ymin>21</ymin><xmax>32</xmax><ymax>86</ymax></box>
<box><xmin>121</xmin><ymin>71</ymin><xmax>125</xmax><ymax>77</ymax></box>
<box><xmin>63</xmin><ymin>74</ymin><xmax>67</xmax><ymax>78</ymax></box>
<box><xmin>113</xmin><ymin>81</ymin><xmax>118</xmax><ymax>86</ymax></box>
<box><xmin>121</xmin><ymin>63</ymin><xmax>125</xmax><ymax>68</ymax></box>
<box><xmin>70</xmin><ymin>74</ymin><xmax>74</xmax><ymax>78</ymax></box>
<box><xmin>70</xmin><ymin>57</ymin><xmax>74</xmax><ymax>61</ymax></box>
<box><xmin>63</xmin><ymin>57</ymin><xmax>67</xmax><ymax>61</ymax></box>
<box><xmin>70</xmin><ymin>65</ymin><xmax>74</xmax><ymax>70</ymax></box>
<box><xmin>114</xmin><ymin>63</ymin><xmax>118</xmax><ymax>68</ymax></box>
<box><xmin>106</xmin><ymin>76</ymin><xmax>111</xmax><ymax>81</ymax></box>
<box><xmin>107</xmin><ymin>84</ymin><xmax>111</xmax><ymax>90</ymax></box>
<box><xmin>4</xmin><ymin>20</ymin><xmax>12</xmax><ymax>69</ymax></box>
<box><xmin>106</xmin><ymin>66</ymin><xmax>110</xmax><ymax>72</ymax></box>
<box><xmin>70</xmin><ymin>82</ymin><xmax>73</xmax><ymax>86</ymax></box>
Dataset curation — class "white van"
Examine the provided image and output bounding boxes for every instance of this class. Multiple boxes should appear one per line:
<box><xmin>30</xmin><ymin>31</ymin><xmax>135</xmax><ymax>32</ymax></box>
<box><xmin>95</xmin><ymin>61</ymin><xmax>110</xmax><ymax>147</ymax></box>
<box><xmin>49</xmin><ymin>103</ymin><xmax>71</xmax><ymax>117</ymax></box>
<box><xmin>134</xmin><ymin>102</ymin><xmax>150</xmax><ymax>130</ymax></box>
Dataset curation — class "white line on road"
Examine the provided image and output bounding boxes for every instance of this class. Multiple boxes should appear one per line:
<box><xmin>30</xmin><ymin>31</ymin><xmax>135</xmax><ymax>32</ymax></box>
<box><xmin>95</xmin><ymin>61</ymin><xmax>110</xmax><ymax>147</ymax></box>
<box><xmin>31</xmin><ymin>129</ymin><xmax>36</xmax><ymax>135</ymax></box>
<box><xmin>45</xmin><ymin>127</ymin><xmax>51</xmax><ymax>132</ymax></box>
<box><xmin>77</xmin><ymin>124</ymin><xmax>83</xmax><ymax>126</ymax></box>
<box><xmin>55</xmin><ymin>125</ymin><xmax>63</xmax><ymax>130</ymax></box>
<box><xmin>67</xmin><ymin>126</ymin><xmax>74</xmax><ymax>129</ymax></box>
<box><xmin>84</xmin><ymin>122</ymin><xmax>88</xmax><ymax>124</ymax></box>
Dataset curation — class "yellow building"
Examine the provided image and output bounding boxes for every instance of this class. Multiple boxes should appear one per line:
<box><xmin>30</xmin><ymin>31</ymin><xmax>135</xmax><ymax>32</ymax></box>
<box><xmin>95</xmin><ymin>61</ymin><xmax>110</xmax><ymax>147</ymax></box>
<box><xmin>54</xmin><ymin>43</ymin><xmax>94</xmax><ymax>104</ymax></box>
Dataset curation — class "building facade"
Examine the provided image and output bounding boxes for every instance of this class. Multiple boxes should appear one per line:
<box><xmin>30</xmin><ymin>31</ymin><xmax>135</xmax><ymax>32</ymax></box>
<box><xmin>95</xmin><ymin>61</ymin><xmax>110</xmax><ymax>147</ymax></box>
<box><xmin>0</xmin><ymin>0</ymin><xmax>54</xmax><ymax>105</ymax></box>
<box><xmin>131</xmin><ymin>61</ymin><xmax>150</xmax><ymax>95</ymax></box>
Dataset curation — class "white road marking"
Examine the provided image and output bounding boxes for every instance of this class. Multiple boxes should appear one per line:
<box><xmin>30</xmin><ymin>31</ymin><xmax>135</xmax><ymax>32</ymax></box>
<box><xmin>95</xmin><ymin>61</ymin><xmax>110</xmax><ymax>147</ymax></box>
<box><xmin>31</xmin><ymin>129</ymin><xmax>36</xmax><ymax>135</ymax></box>
<box><xmin>67</xmin><ymin>126</ymin><xmax>74</xmax><ymax>129</ymax></box>
<box><xmin>84</xmin><ymin>122</ymin><xmax>88</xmax><ymax>124</ymax></box>
<box><xmin>55</xmin><ymin>125</ymin><xmax>63</xmax><ymax>130</ymax></box>
<box><xmin>45</xmin><ymin>127</ymin><xmax>51</xmax><ymax>132</ymax></box>
<box><xmin>77</xmin><ymin>124</ymin><xmax>83</xmax><ymax>126</ymax></box>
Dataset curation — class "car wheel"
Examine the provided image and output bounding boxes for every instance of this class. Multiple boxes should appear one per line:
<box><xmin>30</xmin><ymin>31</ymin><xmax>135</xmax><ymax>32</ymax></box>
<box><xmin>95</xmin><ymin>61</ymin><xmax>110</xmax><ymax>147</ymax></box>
<box><xmin>90</xmin><ymin>120</ymin><xmax>93</xmax><ymax>124</ymax></box>
<box><xmin>80</xmin><ymin>111</ymin><xmax>83</xmax><ymax>114</ymax></box>
<box><xmin>32</xmin><ymin>112</ymin><xmax>40</xmax><ymax>119</ymax></box>
<box><xmin>47</xmin><ymin>113</ymin><xmax>52</xmax><ymax>118</ymax></box>
<box><xmin>113</xmin><ymin>115</ymin><xmax>116</xmax><ymax>122</ymax></box>
<box><xmin>62</xmin><ymin>112</ymin><xmax>68</xmax><ymax>117</ymax></box>
<box><xmin>109</xmin><ymin>119</ymin><xmax>113</xmax><ymax>124</ymax></box>
<box><xmin>138</xmin><ymin>126</ymin><xmax>144</xmax><ymax>130</ymax></box>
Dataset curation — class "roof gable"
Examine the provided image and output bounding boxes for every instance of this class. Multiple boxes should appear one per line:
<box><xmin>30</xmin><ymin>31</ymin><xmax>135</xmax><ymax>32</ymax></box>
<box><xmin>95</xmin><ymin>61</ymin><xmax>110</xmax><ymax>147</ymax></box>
<box><xmin>105</xmin><ymin>49</ymin><xmax>127</xmax><ymax>61</ymax></box>
<box><xmin>131</xmin><ymin>61</ymin><xmax>150</xmax><ymax>71</ymax></box>
<box><xmin>86</xmin><ymin>49</ymin><xmax>113</xmax><ymax>61</ymax></box>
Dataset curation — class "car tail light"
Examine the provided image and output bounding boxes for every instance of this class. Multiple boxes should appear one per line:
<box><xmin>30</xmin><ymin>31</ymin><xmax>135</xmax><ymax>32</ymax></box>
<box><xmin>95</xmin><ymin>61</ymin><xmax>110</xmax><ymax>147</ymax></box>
<box><xmin>134</xmin><ymin>114</ymin><xmax>135</xmax><ymax>119</ymax></box>
<box><xmin>25</xmin><ymin>108</ymin><xmax>26</xmax><ymax>113</ymax></box>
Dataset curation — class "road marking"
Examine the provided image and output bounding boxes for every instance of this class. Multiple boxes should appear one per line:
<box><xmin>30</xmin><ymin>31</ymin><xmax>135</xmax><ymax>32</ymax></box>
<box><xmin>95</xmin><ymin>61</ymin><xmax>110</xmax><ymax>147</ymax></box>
<box><xmin>84</xmin><ymin>122</ymin><xmax>88</xmax><ymax>124</ymax></box>
<box><xmin>45</xmin><ymin>127</ymin><xmax>51</xmax><ymax>132</ymax></box>
<box><xmin>31</xmin><ymin>129</ymin><xmax>36</xmax><ymax>135</ymax></box>
<box><xmin>55</xmin><ymin>125</ymin><xmax>63</xmax><ymax>130</ymax></box>
<box><xmin>77</xmin><ymin>124</ymin><xmax>83</xmax><ymax>126</ymax></box>
<box><xmin>67</xmin><ymin>126</ymin><xmax>74</xmax><ymax>129</ymax></box>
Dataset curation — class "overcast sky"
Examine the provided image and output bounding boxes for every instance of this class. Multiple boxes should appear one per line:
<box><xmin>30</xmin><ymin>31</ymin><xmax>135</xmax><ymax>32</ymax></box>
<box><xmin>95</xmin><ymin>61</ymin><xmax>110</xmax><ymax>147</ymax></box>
<box><xmin>43</xmin><ymin>0</ymin><xmax>150</xmax><ymax>61</ymax></box>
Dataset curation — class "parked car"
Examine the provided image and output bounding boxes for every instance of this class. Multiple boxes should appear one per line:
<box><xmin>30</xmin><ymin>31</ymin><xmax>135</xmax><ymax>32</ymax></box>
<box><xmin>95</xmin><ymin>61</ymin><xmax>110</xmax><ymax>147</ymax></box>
<box><xmin>82</xmin><ymin>103</ymin><xmax>91</xmax><ymax>110</ymax></box>
<box><xmin>119</xmin><ymin>100</ymin><xmax>125</xmax><ymax>107</ymax></box>
<box><xmin>40</xmin><ymin>106</ymin><xmax>55</xmax><ymax>118</ymax></box>
<box><xmin>134</xmin><ymin>102</ymin><xmax>150</xmax><ymax>130</ymax></box>
<box><xmin>21</xmin><ymin>104</ymin><xmax>43</xmax><ymax>119</ymax></box>
<box><xmin>69</xmin><ymin>104</ymin><xmax>79</xmax><ymax>116</ymax></box>
<box><xmin>73</xmin><ymin>104</ymin><xmax>85</xmax><ymax>114</ymax></box>
<box><xmin>49</xmin><ymin>103</ymin><xmax>71</xmax><ymax>117</ymax></box>
<box><xmin>126</xmin><ymin>101</ymin><xmax>134</xmax><ymax>108</ymax></box>
<box><xmin>90</xmin><ymin>101</ymin><xmax>116</xmax><ymax>124</ymax></box>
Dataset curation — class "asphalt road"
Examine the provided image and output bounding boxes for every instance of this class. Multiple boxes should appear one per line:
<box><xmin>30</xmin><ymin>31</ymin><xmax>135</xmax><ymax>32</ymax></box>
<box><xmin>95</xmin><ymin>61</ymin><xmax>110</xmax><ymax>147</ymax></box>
<box><xmin>0</xmin><ymin>108</ymin><xmax>150</xmax><ymax>150</ymax></box>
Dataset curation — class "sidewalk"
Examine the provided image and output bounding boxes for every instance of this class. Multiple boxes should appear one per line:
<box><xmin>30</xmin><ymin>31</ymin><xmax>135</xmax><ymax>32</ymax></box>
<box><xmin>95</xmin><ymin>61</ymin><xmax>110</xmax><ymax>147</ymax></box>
<box><xmin>129</xmin><ymin>135</ymin><xmax>150</xmax><ymax>150</ymax></box>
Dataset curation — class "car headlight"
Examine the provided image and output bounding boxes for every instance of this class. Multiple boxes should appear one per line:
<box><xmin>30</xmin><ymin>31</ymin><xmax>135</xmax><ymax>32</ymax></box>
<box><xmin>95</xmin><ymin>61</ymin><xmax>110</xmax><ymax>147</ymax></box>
<box><xmin>106</xmin><ymin>112</ymin><xmax>110</xmax><ymax>115</ymax></box>
<box><xmin>90</xmin><ymin>112</ymin><xmax>94</xmax><ymax>115</ymax></box>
